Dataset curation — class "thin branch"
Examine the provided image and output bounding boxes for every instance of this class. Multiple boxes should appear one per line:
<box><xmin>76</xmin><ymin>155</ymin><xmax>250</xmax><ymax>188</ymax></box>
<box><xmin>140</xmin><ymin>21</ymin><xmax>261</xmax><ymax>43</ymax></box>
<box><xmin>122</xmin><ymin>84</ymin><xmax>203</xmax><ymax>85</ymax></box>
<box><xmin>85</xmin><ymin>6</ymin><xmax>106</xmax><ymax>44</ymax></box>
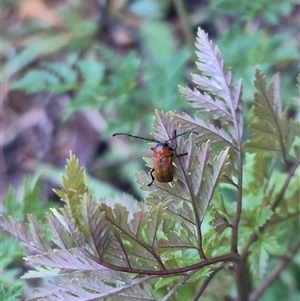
<box><xmin>232</xmin><ymin>149</ymin><xmax>243</xmax><ymax>252</ymax></box>
<box><xmin>261</xmin><ymin>211</ymin><xmax>300</xmax><ymax>227</ymax></box>
<box><xmin>249</xmin><ymin>240</ymin><xmax>300</xmax><ymax>301</ymax></box>
<box><xmin>224</xmin><ymin>65</ymin><xmax>245</xmax><ymax>301</ymax></box>
<box><xmin>231</xmin><ymin>119</ymin><xmax>243</xmax><ymax>254</ymax></box>
<box><xmin>271</xmin><ymin>155</ymin><xmax>300</xmax><ymax>211</ymax></box>
<box><xmin>161</xmin><ymin>270</ymin><xmax>198</xmax><ymax>301</ymax></box>
<box><xmin>192</xmin><ymin>266</ymin><xmax>224</xmax><ymax>301</ymax></box>
<box><xmin>88</xmin><ymin>250</ymin><xmax>239</xmax><ymax>276</ymax></box>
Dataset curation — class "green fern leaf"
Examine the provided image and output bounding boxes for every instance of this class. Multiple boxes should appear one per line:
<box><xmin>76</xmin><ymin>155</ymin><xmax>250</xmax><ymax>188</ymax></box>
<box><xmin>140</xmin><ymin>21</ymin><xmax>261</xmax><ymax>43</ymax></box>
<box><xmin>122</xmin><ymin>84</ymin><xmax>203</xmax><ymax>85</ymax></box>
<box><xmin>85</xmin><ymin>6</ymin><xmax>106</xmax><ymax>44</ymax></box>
<box><xmin>243</xmin><ymin>154</ymin><xmax>268</xmax><ymax>196</ymax></box>
<box><xmin>53</xmin><ymin>152</ymin><xmax>89</xmax><ymax>236</ymax></box>
<box><xmin>0</xmin><ymin>284</ymin><xmax>23</xmax><ymax>301</ymax></box>
<box><xmin>11</xmin><ymin>69</ymin><xmax>61</xmax><ymax>93</ymax></box>
<box><xmin>244</xmin><ymin>69</ymin><xmax>300</xmax><ymax>164</ymax></box>
<box><xmin>249</xmin><ymin>233</ymin><xmax>279</xmax><ymax>279</ymax></box>
<box><xmin>40</xmin><ymin>61</ymin><xmax>77</xmax><ymax>84</ymax></box>
<box><xmin>137</xmin><ymin>110</ymin><xmax>229</xmax><ymax>226</ymax></box>
<box><xmin>11</xmin><ymin>61</ymin><xmax>78</xmax><ymax>94</ymax></box>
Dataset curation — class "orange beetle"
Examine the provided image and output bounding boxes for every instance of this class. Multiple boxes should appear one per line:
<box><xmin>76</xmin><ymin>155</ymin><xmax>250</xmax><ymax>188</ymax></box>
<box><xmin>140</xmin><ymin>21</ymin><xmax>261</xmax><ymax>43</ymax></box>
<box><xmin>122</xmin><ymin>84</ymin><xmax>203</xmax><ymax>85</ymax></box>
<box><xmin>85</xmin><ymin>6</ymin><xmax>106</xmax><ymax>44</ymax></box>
<box><xmin>113</xmin><ymin>130</ymin><xmax>196</xmax><ymax>186</ymax></box>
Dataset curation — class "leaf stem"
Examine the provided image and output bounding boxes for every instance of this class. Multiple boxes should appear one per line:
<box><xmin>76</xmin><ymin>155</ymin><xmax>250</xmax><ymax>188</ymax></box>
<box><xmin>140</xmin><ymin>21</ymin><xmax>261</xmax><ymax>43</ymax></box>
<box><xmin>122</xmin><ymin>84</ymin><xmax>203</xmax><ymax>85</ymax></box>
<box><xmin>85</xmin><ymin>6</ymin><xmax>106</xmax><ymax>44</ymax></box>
<box><xmin>270</xmin><ymin>154</ymin><xmax>300</xmax><ymax>211</ymax></box>
<box><xmin>229</xmin><ymin>102</ymin><xmax>244</xmax><ymax>255</ymax></box>
<box><xmin>226</xmin><ymin>76</ymin><xmax>245</xmax><ymax>299</ymax></box>
<box><xmin>176</xmin><ymin>154</ymin><xmax>207</xmax><ymax>259</ymax></box>
<box><xmin>192</xmin><ymin>266</ymin><xmax>224</xmax><ymax>301</ymax></box>
<box><xmin>161</xmin><ymin>269</ymin><xmax>199</xmax><ymax>301</ymax></box>
<box><xmin>231</xmin><ymin>146</ymin><xmax>243</xmax><ymax>253</ymax></box>
<box><xmin>91</xmin><ymin>251</ymin><xmax>238</xmax><ymax>276</ymax></box>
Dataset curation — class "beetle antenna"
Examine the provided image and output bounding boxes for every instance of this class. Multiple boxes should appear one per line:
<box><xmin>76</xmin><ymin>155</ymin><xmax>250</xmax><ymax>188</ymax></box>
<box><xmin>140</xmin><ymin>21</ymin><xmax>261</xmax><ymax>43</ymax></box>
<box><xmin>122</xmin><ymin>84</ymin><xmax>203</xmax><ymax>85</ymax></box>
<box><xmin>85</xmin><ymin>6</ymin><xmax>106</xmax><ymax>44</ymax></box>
<box><xmin>112</xmin><ymin>133</ymin><xmax>159</xmax><ymax>143</ymax></box>
<box><xmin>165</xmin><ymin>131</ymin><xmax>198</xmax><ymax>142</ymax></box>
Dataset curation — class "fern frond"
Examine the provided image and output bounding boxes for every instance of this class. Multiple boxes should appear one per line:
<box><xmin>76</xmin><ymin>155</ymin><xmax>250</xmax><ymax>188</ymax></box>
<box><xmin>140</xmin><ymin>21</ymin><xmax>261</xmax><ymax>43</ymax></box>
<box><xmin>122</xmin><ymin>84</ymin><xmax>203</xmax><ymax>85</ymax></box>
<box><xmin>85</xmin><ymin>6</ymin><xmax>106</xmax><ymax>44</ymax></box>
<box><xmin>249</xmin><ymin>233</ymin><xmax>279</xmax><ymax>279</ymax></box>
<box><xmin>47</xmin><ymin>210</ymin><xmax>74</xmax><ymax>250</ymax></box>
<box><xmin>54</xmin><ymin>152</ymin><xmax>89</xmax><ymax>236</ymax></box>
<box><xmin>29</xmin><ymin>272</ymin><xmax>156</xmax><ymax>301</ymax></box>
<box><xmin>25</xmin><ymin>248</ymin><xmax>101</xmax><ymax>271</ymax></box>
<box><xmin>178</xmin><ymin>28</ymin><xmax>243</xmax><ymax>148</ymax></box>
<box><xmin>139</xmin><ymin>111</ymin><xmax>230</xmax><ymax>220</ymax></box>
<box><xmin>40</xmin><ymin>61</ymin><xmax>77</xmax><ymax>84</ymax></box>
<box><xmin>11</xmin><ymin>61</ymin><xmax>77</xmax><ymax>94</ymax></box>
<box><xmin>244</xmin><ymin>69</ymin><xmax>300</xmax><ymax>166</ymax></box>
<box><xmin>101</xmin><ymin>202</ymin><xmax>166</xmax><ymax>270</ymax></box>
<box><xmin>159</xmin><ymin>221</ymin><xmax>199</xmax><ymax>251</ymax></box>
<box><xmin>173</xmin><ymin>29</ymin><xmax>243</xmax><ymax>183</ymax></box>
<box><xmin>0</xmin><ymin>284</ymin><xmax>23</xmax><ymax>301</ymax></box>
<box><xmin>173</xmin><ymin>112</ymin><xmax>235</xmax><ymax>148</ymax></box>
<box><xmin>81</xmin><ymin>195</ymin><xmax>113</xmax><ymax>258</ymax></box>
<box><xmin>0</xmin><ymin>215</ymin><xmax>50</xmax><ymax>255</ymax></box>
<box><xmin>197</xmin><ymin>147</ymin><xmax>230</xmax><ymax>221</ymax></box>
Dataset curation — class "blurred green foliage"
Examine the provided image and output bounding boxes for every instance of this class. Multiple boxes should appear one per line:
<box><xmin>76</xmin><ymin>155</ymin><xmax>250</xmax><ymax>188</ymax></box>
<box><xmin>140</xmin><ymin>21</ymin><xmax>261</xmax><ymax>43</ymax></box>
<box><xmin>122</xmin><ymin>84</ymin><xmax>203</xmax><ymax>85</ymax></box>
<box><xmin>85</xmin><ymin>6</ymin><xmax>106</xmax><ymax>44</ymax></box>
<box><xmin>211</xmin><ymin>0</ymin><xmax>297</xmax><ymax>23</ymax></box>
<box><xmin>3</xmin><ymin>0</ymin><xmax>297</xmax><ymax>134</ymax></box>
<box><xmin>1</xmin><ymin>177</ymin><xmax>58</xmax><ymax>301</ymax></box>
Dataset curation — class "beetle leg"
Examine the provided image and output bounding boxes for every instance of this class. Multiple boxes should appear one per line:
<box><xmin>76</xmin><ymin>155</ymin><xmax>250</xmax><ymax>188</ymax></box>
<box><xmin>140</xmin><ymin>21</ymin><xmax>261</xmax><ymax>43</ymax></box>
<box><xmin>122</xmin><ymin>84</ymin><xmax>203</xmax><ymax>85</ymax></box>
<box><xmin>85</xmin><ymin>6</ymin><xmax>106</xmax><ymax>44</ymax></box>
<box><xmin>170</xmin><ymin>130</ymin><xmax>178</xmax><ymax>150</ymax></box>
<box><xmin>175</xmin><ymin>152</ymin><xmax>188</xmax><ymax>157</ymax></box>
<box><xmin>148</xmin><ymin>168</ymin><xmax>155</xmax><ymax>186</ymax></box>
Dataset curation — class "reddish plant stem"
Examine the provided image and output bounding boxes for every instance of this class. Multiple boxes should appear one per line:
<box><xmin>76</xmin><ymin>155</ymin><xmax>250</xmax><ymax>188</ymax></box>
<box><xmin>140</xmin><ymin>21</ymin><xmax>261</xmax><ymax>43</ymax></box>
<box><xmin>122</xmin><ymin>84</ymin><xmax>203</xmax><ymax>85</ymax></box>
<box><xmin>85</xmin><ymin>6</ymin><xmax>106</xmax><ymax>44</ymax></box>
<box><xmin>192</xmin><ymin>265</ymin><xmax>224</xmax><ymax>301</ymax></box>
<box><xmin>87</xmin><ymin>251</ymin><xmax>239</xmax><ymax>275</ymax></box>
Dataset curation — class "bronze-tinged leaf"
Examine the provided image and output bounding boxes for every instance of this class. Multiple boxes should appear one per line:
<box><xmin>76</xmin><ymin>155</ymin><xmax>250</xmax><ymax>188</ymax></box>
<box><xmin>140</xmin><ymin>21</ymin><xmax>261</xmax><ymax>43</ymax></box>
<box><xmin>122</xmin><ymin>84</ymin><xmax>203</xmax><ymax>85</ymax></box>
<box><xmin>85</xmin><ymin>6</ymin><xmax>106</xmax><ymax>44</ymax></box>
<box><xmin>82</xmin><ymin>196</ymin><xmax>113</xmax><ymax>258</ymax></box>
<box><xmin>47</xmin><ymin>211</ymin><xmax>74</xmax><ymax>250</ymax></box>
<box><xmin>0</xmin><ymin>215</ymin><xmax>49</xmax><ymax>255</ymax></box>
<box><xmin>159</xmin><ymin>221</ymin><xmax>198</xmax><ymax>251</ymax></box>
<box><xmin>29</xmin><ymin>271</ymin><xmax>156</xmax><ymax>301</ymax></box>
<box><xmin>100</xmin><ymin>203</ymin><xmax>166</xmax><ymax>271</ymax></box>
<box><xmin>179</xmin><ymin>28</ymin><xmax>243</xmax><ymax>149</ymax></box>
<box><xmin>173</xmin><ymin>112</ymin><xmax>235</xmax><ymax>149</ymax></box>
<box><xmin>213</xmin><ymin>210</ymin><xmax>231</xmax><ymax>236</ymax></box>
<box><xmin>25</xmin><ymin>248</ymin><xmax>101</xmax><ymax>271</ymax></box>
